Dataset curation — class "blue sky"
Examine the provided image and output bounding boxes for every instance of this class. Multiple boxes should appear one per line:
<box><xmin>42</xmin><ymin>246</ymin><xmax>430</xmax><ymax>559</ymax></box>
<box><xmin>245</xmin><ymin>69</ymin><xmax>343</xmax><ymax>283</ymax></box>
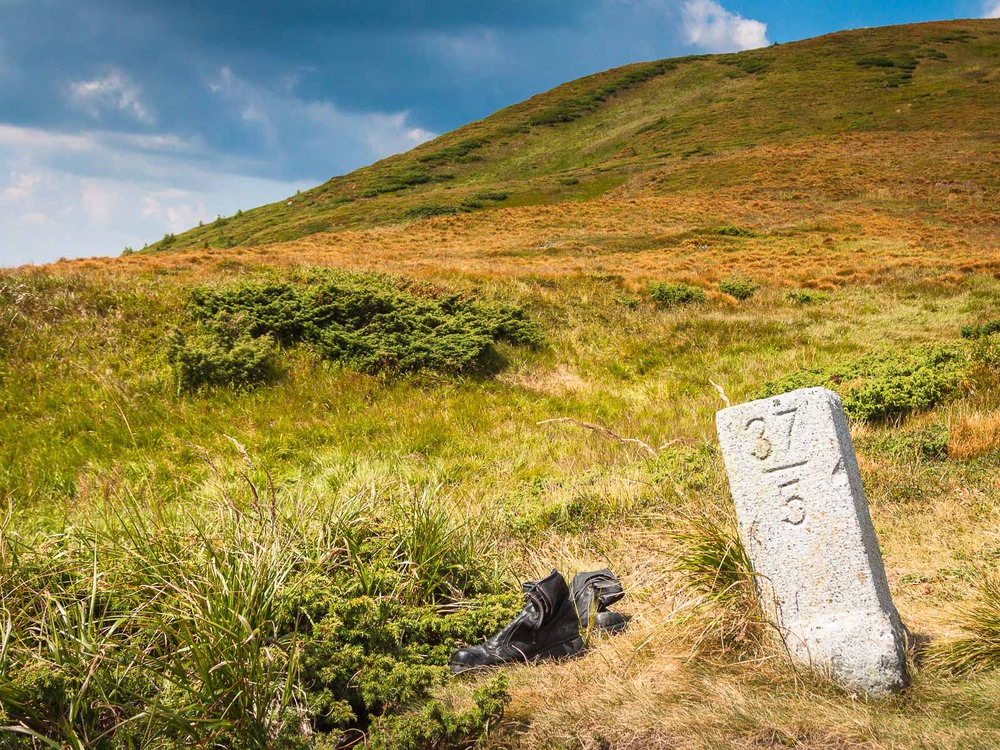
<box><xmin>1</xmin><ymin>0</ymin><xmax>995</xmax><ymax>266</ymax></box>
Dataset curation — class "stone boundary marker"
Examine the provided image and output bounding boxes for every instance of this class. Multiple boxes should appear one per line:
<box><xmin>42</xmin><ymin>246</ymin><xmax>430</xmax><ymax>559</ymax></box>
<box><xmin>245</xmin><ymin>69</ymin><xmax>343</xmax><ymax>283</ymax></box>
<box><xmin>716</xmin><ymin>386</ymin><xmax>908</xmax><ymax>695</ymax></box>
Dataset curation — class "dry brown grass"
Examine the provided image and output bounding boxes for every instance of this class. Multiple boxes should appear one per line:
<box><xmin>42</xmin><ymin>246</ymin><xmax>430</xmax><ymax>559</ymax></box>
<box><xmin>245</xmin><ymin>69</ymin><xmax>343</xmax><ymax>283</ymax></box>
<box><xmin>30</xmin><ymin>132</ymin><xmax>1000</xmax><ymax>291</ymax></box>
<box><xmin>948</xmin><ymin>410</ymin><xmax>1000</xmax><ymax>459</ymax></box>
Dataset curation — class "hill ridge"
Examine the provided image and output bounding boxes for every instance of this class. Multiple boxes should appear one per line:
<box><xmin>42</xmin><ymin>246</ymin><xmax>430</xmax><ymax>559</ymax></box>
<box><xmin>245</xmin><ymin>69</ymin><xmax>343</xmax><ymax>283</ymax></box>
<box><xmin>139</xmin><ymin>18</ymin><xmax>998</xmax><ymax>255</ymax></box>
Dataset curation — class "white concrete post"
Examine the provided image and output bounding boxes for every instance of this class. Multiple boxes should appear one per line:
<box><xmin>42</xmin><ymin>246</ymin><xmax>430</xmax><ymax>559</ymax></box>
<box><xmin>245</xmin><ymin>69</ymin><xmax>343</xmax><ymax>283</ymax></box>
<box><xmin>716</xmin><ymin>387</ymin><xmax>908</xmax><ymax>695</ymax></box>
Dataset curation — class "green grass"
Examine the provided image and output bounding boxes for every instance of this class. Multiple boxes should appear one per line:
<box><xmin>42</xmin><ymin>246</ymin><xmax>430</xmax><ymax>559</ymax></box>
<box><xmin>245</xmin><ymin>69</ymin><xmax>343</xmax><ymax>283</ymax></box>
<box><xmin>2</xmin><ymin>267</ymin><xmax>1000</xmax><ymax>746</ymax></box>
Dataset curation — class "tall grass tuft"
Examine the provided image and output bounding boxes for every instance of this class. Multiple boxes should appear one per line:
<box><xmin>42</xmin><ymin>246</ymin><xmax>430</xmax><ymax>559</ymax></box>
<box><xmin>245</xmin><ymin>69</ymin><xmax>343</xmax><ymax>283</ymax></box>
<box><xmin>671</xmin><ymin>516</ymin><xmax>763</xmax><ymax>655</ymax></box>
<box><xmin>927</xmin><ymin>575</ymin><xmax>1000</xmax><ymax>676</ymax></box>
<box><xmin>391</xmin><ymin>491</ymin><xmax>497</xmax><ymax>604</ymax></box>
<box><xmin>136</xmin><ymin>520</ymin><xmax>308</xmax><ymax>748</ymax></box>
<box><xmin>0</xmin><ymin>458</ymin><xmax>512</xmax><ymax>748</ymax></box>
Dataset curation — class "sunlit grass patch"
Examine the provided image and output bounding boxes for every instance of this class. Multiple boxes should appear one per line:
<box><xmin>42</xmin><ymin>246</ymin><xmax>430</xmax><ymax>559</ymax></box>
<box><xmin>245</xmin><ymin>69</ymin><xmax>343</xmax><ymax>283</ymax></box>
<box><xmin>927</xmin><ymin>576</ymin><xmax>1000</xmax><ymax>675</ymax></box>
<box><xmin>948</xmin><ymin>410</ymin><xmax>1000</xmax><ymax>459</ymax></box>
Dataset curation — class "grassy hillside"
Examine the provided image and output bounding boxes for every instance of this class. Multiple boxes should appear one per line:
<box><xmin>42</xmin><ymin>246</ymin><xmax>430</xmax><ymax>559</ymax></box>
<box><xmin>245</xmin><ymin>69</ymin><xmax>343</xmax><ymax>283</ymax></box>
<box><xmin>2</xmin><ymin>18</ymin><xmax>1000</xmax><ymax>750</ymax></box>
<box><xmin>143</xmin><ymin>19</ymin><xmax>1000</xmax><ymax>253</ymax></box>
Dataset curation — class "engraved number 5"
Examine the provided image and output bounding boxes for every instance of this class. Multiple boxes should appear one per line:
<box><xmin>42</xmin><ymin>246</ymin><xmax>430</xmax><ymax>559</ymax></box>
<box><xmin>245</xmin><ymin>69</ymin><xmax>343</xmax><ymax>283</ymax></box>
<box><xmin>779</xmin><ymin>481</ymin><xmax>806</xmax><ymax>525</ymax></box>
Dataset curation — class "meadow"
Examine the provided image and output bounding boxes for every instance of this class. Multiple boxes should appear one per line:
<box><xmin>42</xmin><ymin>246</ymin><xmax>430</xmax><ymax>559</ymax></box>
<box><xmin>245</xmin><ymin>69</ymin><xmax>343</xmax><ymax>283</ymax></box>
<box><xmin>2</xmin><ymin>17</ymin><xmax>1000</xmax><ymax>750</ymax></box>
<box><xmin>3</xmin><ymin>248</ymin><xmax>1000</xmax><ymax>748</ymax></box>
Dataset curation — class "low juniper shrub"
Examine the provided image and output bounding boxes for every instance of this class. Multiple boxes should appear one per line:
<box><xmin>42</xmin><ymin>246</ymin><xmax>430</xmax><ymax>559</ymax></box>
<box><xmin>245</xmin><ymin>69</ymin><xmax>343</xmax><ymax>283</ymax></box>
<box><xmin>473</xmin><ymin>191</ymin><xmax>509</xmax><ymax>202</ymax></box>
<box><xmin>167</xmin><ymin>317</ymin><xmax>278</xmax><ymax>391</ymax></box>
<box><xmin>649</xmin><ymin>282</ymin><xmax>706</xmax><ymax>307</ymax></box>
<box><xmin>717</xmin><ymin>276</ymin><xmax>760</xmax><ymax>301</ymax></box>
<box><xmin>367</xmin><ymin>676</ymin><xmax>510</xmax><ymax>750</ymax></box>
<box><xmin>527</xmin><ymin>58</ymin><xmax>692</xmax><ymax>126</ymax></box>
<box><xmin>404</xmin><ymin>205</ymin><xmax>459</xmax><ymax>220</ymax></box>
<box><xmin>713</xmin><ymin>225</ymin><xmax>757</xmax><ymax>237</ymax></box>
<box><xmin>168</xmin><ymin>272</ymin><xmax>545</xmax><ymax>389</ymax></box>
<box><xmin>762</xmin><ymin>346</ymin><xmax>967</xmax><ymax>421</ymax></box>
<box><xmin>961</xmin><ymin>320</ymin><xmax>1000</xmax><ymax>339</ymax></box>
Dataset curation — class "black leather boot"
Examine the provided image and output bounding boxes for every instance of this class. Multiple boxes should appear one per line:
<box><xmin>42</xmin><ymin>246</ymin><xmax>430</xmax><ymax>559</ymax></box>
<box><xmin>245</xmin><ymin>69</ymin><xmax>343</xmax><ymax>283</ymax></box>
<box><xmin>449</xmin><ymin>570</ymin><xmax>584</xmax><ymax>674</ymax></box>
<box><xmin>571</xmin><ymin>568</ymin><xmax>628</xmax><ymax>636</ymax></box>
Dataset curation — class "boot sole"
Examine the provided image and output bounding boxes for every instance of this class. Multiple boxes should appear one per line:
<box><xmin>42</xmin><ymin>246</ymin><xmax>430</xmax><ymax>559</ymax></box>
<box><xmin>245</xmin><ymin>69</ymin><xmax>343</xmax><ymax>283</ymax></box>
<box><xmin>591</xmin><ymin>621</ymin><xmax>628</xmax><ymax>636</ymax></box>
<box><xmin>449</xmin><ymin>636</ymin><xmax>585</xmax><ymax>675</ymax></box>
<box><xmin>590</xmin><ymin>615</ymin><xmax>630</xmax><ymax>636</ymax></box>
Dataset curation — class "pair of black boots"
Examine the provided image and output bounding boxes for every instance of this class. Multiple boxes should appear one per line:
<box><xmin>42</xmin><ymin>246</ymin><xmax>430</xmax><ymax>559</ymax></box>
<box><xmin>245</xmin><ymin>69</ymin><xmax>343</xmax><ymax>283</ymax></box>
<box><xmin>449</xmin><ymin>568</ymin><xmax>627</xmax><ymax>674</ymax></box>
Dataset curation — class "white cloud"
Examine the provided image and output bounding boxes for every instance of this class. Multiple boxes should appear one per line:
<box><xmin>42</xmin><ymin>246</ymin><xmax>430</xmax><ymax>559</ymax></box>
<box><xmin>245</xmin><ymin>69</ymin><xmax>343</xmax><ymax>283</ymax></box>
<box><xmin>0</xmin><ymin>64</ymin><xmax>441</xmax><ymax>267</ymax></box>
<box><xmin>0</xmin><ymin>125</ymin><xmax>310</xmax><ymax>267</ymax></box>
<box><xmin>139</xmin><ymin>191</ymin><xmax>209</xmax><ymax>232</ymax></box>
<box><xmin>419</xmin><ymin>28</ymin><xmax>504</xmax><ymax>66</ymax></box>
<box><xmin>17</xmin><ymin>211</ymin><xmax>53</xmax><ymax>226</ymax></box>
<box><xmin>681</xmin><ymin>0</ymin><xmax>769</xmax><ymax>52</ymax></box>
<box><xmin>362</xmin><ymin>115</ymin><xmax>437</xmax><ymax>157</ymax></box>
<box><xmin>0</xmin><ymin>124</ymin><xmax>94</xmax><ymax>152</ymax></box>
<box><xmin>1</xmin><ymin>171</ymin><xmax>43</xmax><ymax>201</ymax></box>
<box><xmin>81</xmin><ymin>181</ymin><xmax>117</xmax><ymax>225</ymax></box>
<box><xmin>69</xmin><ymin>69</ymin><xmax>155</xmax><ymax>124</ymax></box>
<box><xmin>984</xmin><ymin>1</ymin><xmax>1000</xmax><ymax>18</ymax></box>
<box><xmin>208</xmin><ymin>66</ymin><xmax>439</xmax><ymax>165</ymax></box>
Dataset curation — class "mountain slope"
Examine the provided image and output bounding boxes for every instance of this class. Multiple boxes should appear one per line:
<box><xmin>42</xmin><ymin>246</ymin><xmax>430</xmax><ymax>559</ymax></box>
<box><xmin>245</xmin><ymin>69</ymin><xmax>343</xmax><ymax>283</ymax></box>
<box><xmin>7</xmin><ymin>19</ymin><xmax>1000</xmax><ymax>750</ymax></box>
<box><xmin>148</xmin><ymin>18</ymin><xmax>1000</xmax><ymax>254</ymax></box>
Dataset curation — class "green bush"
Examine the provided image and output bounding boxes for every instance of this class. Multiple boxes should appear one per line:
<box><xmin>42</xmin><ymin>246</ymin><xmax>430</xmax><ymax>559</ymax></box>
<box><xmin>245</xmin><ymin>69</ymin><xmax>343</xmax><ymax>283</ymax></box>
<box><xmin>713</xmin><ymin>225</ymin><xmax>757</xmax><ymax>237</ymax></box>
<box><xmin>167</xmin><ymin>318</ymin><xmax>277</xmax><ymax>391</ymax></box>
<box><xmin>762</xmin><ymin>346</ymin><xmax>967</xmax><ymax>422</ymax></box>
<box><xmin>718</xmin><ymin>276</ymin><xmax>760</xmax><ymax>300</ymax></box>
<box><xmin>649</xmin><ymin>282</ymin><xmax>705</xmax><ymax>307</ymax></box>
<box><xmin>856</xmin><ymin>55</ymin><xmax>917</xmax><ymax>87</ymax></box>
<box><xmin>359</xmin><ymin>169</ymin><xmax>453</xmax><ymax>198</ymax></box>
<box><xmin>528</xmin><ymin>58</ymin><xmax>686</xmax><ymax>126</ymax></box>
<box><xmin>170</xmin><ymin>272</ymin><xmax>544</xmax><ymax>388</ymax></box>
<box><xmin>404</xmin><ymin>205</ymin><xmax>459</xmax><ymax>220</ymax></box>
<box><xmin>369</xmin><ymin>676</ymin><xmax>509</xmax><ymax>750</ymax></box>
<box><xmin>473</xmin><ymin>190</ymin><xmax>509</xmax><ymax>202</ymax></box>
<box><xmin>719</xmin><ymin>56</ymin><xmax>770</xmax><ymax>75</ymax></box>
<box><xmin>681</xmin><ymin>144</ymin><xmax>713</xmax><ymax>158</ymax></box>
<box><xmin>961</xmin><ymin>320</ymin><xmax>1000</xmax><ymax>339</ymax></box>
<box><xmin>929</xmin><ymin>31</ymin><xmax>974</xmax><ymax>44</ymax></box>
<box><xmin>857</xmin><ymin>56</ymin><xmax>897</xmax><ymax>68</ymax></box>
<box><xmin>416</xmin><ymin>137</ymin><xmax>489</xmax><ymax>167</ymax></box>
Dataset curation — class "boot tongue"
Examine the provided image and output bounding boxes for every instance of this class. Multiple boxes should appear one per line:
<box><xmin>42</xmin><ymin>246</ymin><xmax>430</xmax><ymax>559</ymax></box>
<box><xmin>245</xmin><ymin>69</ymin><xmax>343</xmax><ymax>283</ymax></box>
<box><xmin>520</xmin><ymin>569</ymin><xmax>565</xmax><ymax>629</ymax></box>
<box><xmin>521</xmin><ymin>598</ymin><xmax>545</xmax><ymax>629</ymax></box>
